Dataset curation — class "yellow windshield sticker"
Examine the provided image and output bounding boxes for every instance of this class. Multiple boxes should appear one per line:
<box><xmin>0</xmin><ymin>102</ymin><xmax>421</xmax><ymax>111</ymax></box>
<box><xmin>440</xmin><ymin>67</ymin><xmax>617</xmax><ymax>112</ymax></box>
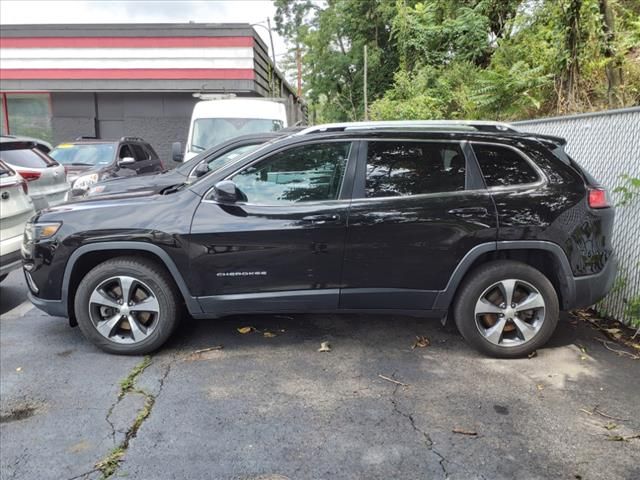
<box><xmin>56</xmin><ymin>143</ymin><xmax>74</xmax><ymax>148</ymax></box>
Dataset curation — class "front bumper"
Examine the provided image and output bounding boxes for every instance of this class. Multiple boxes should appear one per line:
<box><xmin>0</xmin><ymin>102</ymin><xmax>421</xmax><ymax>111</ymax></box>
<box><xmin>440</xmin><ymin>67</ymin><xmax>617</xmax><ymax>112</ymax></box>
<box><xmin>27</xmin><ymin>291</ymin><xmax>67</xmax><ymax>317</ymax></box>
<box><xmin>571</xmin><ymin>254</ymin><xmax>618</xmax><ymax>309</ymax></box>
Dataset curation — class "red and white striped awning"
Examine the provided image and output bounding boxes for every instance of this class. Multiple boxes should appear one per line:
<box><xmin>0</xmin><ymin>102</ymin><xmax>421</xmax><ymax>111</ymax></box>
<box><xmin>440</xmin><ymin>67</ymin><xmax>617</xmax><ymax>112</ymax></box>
<box><xmin>0</xmin><ymin>35</ymin><xmax>256</xmax><ymax>80</ymax></box>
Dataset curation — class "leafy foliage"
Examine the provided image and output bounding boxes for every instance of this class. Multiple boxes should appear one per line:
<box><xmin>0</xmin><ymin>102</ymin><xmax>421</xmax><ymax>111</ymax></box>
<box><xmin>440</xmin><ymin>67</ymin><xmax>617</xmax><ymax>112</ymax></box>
<box><xmin>274</xmin><ymin>0</ymin><xmax>640</xmax><ymax>122</ymax></box>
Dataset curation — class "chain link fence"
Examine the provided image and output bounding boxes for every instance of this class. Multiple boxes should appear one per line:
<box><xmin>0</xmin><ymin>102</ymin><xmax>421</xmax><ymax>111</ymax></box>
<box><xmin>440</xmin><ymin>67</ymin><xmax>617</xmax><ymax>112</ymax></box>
<box><xmin>515</xmin><ymin>107</ymin><xmax>640</xmax><ymax>326</ymax></box>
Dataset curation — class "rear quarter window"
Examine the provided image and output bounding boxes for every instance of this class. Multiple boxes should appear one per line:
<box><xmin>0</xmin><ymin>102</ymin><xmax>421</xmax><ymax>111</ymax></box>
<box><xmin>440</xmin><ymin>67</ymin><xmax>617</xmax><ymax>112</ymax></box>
<box><xmin>0</xmin><ymin>148</ymin><xmax>56</xmax><ymax>169</ymax></box>
<box><xmin>472</xmin><ymin>144</ymin><xmax>539</xmax><ymax>187</ymax></box>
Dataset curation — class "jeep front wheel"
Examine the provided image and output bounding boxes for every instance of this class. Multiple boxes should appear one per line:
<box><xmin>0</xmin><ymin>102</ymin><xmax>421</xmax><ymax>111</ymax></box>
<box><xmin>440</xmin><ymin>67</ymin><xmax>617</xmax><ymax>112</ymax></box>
<box><xmin>74</xmin><ymin>257</ymin><xmax>180</xmax><ymax>355</ymax></box>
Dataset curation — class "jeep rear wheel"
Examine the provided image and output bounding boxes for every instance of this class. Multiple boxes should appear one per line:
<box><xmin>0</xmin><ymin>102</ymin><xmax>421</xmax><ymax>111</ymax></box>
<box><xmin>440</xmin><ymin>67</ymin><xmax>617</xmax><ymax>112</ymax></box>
<box><xmin>453</xmin><ymin>260</ymin><xmax>559</xmax><ymax>358</ymax></box>
<box><xmin>74</xmin><ymin>257</ymin><xmax>180</xmax><ymax>355</ymax></box>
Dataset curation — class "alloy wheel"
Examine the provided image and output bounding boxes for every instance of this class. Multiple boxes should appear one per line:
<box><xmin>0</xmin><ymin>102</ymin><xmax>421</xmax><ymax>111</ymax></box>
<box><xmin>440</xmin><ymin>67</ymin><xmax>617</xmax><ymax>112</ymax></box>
<box><xmin>88</xmin><ymin>275</ymin><xmax>160</xmax><ymax>344</ymax></box>
<box><xmin>473</xmin><ymin>278</ymin><xmax>546</xmax><ymax>347</ymax></box>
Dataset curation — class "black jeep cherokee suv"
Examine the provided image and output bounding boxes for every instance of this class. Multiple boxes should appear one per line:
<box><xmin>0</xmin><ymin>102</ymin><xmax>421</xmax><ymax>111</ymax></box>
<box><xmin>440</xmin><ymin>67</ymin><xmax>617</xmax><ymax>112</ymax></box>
<box><xmin>23</xmin><ymin>121</ymin><xmax>616</xmax><ymax>357</ymax></box>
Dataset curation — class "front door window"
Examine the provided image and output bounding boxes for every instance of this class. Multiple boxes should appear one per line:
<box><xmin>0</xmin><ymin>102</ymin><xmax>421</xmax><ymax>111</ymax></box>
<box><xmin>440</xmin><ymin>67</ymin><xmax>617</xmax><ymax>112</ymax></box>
<box><xmin>231</xmin><ymin>142</ymin><xmax>351</xmax><ymax>205</ymax></box>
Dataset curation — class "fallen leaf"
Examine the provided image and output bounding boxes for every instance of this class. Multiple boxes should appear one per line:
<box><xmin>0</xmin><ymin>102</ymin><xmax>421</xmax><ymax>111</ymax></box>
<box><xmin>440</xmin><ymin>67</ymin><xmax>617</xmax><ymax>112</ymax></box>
<box><xmin>528</xmin><ymin>350</ymin><xmax>538</xmax><ymax>359</ymax></box>
<box><xmin>452</xmin><ymin>428</ymin><xmax>478</xmax><ymax>436</ymax></box>
<box><xmin>318</xmin><ymin>341</ymin><xmax>331</xmax><ymax>352</ymax></box>
<box><xmin>603</xmin><ymin>422</ymin><xmax>618</xmax><ymax>430</ymax></box>
<box><xmin>412</xmin><ymin>335</ymin><xmax>430</xmax><ymax>349</ymax></box>
<box><xmin>263</xmin><ymin>331</ymin><xmax>277</xmax><ymax>338</ymax></box>
<box><xmin>536</xmin><ymin>383</ymin><xmax>545</xmax><ymax>391</ymax></box>
<box><xmin>237</xmin><ymin>326</ymin><xmax>254</xmax><ymax>334</ymax></box>
<box><xmin>603</xmin><ymin>328</ymin><xmax>622</xmax><ymax>339</ymax></box>
<box><xmin>605</xmin><ymin>433</ymin><xmax>639</xmax><ymax>442</ymax></box>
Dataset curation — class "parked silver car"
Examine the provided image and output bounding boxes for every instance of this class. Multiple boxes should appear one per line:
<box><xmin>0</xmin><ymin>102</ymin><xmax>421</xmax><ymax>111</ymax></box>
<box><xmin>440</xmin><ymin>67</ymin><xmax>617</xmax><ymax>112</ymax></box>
<box><xmin>0</xmin><ymin>160</ymin><xmax>35</xmax><ymax>282</ymax></box>
<box><xmin>0</xmin><ymin>136</ymin><xmax>69</xmax><ymax>211</ymax></box>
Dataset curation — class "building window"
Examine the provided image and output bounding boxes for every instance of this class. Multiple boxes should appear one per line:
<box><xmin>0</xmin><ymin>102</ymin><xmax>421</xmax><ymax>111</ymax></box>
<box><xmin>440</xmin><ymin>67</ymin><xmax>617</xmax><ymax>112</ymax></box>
<box><xmin>1</xmin><ymin>93</ymin><xmax>53</xmax><ymax>142</ymax></box>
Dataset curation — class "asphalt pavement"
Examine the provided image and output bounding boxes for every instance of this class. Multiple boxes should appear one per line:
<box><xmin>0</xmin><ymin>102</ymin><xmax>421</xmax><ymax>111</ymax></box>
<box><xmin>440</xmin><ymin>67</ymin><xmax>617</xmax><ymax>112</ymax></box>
<box><xmin>1</xmin><ymin>284</ymin><xmax>639</xmax><ymax>480</ymax></box>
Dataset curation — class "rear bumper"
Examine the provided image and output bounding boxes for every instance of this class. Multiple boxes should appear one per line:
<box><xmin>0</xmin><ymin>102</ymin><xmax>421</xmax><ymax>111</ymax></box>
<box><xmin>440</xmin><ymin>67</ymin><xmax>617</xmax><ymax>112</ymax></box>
<box><xmin>570</xmin><ymin>254</ymin><xmax>618</xmax><ymax>309</ymax></box>
<box><xmin>27</xmin><ymin>291</ymin><xmax>67</xmax><ymax>317</ymax></box>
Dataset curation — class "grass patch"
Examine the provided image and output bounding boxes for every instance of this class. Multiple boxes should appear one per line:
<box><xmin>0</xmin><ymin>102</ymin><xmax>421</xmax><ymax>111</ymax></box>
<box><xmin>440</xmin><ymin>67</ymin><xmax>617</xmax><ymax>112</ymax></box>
<box><xmin>96</xmin><ymin>446</ymin><xmax>125</xmax><ymax>479</ymax></box>
<box><xmin>119</xmin><ymin>356</ymin><xmax>151</xmax><ymax>398</ymax></box>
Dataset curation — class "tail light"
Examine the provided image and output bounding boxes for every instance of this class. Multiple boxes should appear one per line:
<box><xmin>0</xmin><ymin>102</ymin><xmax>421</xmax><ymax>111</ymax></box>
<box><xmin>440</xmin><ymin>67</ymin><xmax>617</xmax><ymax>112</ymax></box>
<box><xmin>588</xmin><ymin>187</ymin><xmax>610</xmax><ymax>209</ymax></box>
<box><xmin>17</xmin><ymin>170</ymin><xmax>41</xmax><ymax>182</ymax></box>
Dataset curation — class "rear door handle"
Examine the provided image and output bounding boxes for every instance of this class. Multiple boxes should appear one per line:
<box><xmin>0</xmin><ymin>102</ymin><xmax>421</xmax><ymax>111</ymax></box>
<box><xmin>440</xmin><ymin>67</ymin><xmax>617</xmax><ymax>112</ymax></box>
<box><xmin>301</xmin><ymin>214</ymin><xmax>341</xmax><ymax>224</ymax></box>
<box><xmin>447</xmin><ymin>207</ymin><xmax>488</xmax><ymax>216</ymax></box>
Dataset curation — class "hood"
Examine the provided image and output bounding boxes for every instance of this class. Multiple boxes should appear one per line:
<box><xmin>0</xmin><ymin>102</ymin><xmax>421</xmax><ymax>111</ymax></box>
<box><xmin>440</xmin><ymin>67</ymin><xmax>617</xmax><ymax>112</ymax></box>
<box><xmin>87</xmin><ymin>169</ymin><xmax>186</xmax><ymax>198</ymax></box>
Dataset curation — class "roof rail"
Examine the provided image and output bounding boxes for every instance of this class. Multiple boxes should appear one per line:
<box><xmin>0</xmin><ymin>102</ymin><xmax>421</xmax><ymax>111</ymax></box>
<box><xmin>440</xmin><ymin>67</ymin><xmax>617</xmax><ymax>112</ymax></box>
<box><xmin>296</xmin><ymin>120</ymin><xmax>519</xmax><ymax>135</ymax></box>
<box><xmin>75</xmin><ymin>135</ymin><xmax>99</xmax><ymax>140</ymax></box>
<box><xmin>120</xmin><ymin>136</ymin><xmax>145</xmax><ymax>142</ymax></box>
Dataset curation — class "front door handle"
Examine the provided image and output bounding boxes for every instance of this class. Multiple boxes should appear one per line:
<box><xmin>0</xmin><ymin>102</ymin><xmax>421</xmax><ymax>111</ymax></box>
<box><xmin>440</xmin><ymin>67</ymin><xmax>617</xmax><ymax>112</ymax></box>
<box><xmin>447</xmin><ymin>207</ymin><xmax>489</xmax><ymax>217</ymax></box>
<box><xmin>301</xmin><ymin>214</ymin><xmax>341</xmax><ymax>224</ymax></box>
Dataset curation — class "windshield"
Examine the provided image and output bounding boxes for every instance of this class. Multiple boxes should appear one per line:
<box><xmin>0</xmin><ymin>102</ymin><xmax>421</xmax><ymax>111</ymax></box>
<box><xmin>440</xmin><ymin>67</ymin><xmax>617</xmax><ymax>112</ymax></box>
<box><xmin>50</xmin><ymin>143</ymin><xmax>115</xmax><ymax>166</ymax></box>
<box><xmin>191</xmin><ymin>118</ymin><xmax>283</xmax><ymax>152</ymax></box>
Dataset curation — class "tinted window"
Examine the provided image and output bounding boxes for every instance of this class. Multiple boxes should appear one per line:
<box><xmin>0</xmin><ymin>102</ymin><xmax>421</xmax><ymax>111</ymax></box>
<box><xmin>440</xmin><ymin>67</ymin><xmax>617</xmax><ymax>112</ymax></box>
<box><xmin>232</xmin><ymin>142</ymin><xmax>350</xmax><ymax>204</ymax></box>
<box><xmin>119</xmin><ymin>145</ymin><xmax>133</xmax><ymax>159</ymax></box>
<box><xmin>143</xmin><ymin>144</ymin><xmax>158</xmax><ymax>159</ymax></box>
<box><xmin>0</xmin><ymin>148</ymin><xmax>55</xmax><ymax>168</ymax></box>
<box><xmin>365</xmin><ymin>141</ymin><xmax>465</xmax><ymax>198</ymax></box>
<box><xmin>131</xmin><ymin>144</ymin><xmax>148</xmax><ymax>161</ymax></box>
<box><xmin>473</xmin><ymin>144</ymin><xmax>539</xmax><ymax>187</ymax></box>
<box><xmin>50</xmin><ymin>143</ymin><xmax>115</xmax><ymax>166</ymax></box>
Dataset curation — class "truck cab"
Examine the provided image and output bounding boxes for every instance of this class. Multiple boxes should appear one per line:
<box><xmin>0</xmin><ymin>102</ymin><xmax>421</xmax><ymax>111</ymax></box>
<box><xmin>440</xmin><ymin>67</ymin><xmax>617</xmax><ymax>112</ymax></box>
<box><xmin>177</xmin><ymin>98</ymin><xmax>288</xmax><ymax>162</ymax></box>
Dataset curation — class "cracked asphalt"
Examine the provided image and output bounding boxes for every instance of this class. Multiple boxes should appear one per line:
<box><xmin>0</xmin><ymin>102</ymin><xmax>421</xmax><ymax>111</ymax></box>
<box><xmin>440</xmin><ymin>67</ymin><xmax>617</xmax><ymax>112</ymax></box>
<box><xmin>1</xmin><ymin>272</ymin><xmax>639</xmax><ymax>479</ymax></box>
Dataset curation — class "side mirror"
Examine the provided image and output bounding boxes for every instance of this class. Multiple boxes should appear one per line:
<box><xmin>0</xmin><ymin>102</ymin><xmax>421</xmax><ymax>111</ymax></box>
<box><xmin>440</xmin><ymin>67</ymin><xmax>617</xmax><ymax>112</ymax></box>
<box><xmin>213</xmin><ymin>180</ymin><xmax>243</xmax><ymax>204</ymax></box>
<box><xmin>172</xmin><ymin>142</ymin><xmax>184</xmax><ymax>162</ymax></box>
<box><xmin>193</xmin><ymin>162</ymin><xmax>210</xmax><ymax>178</ymax></box>
<box><xmin>118</xmin><ymin>157</ymin><xmax>135</xmax><ymax>168</ymax></box>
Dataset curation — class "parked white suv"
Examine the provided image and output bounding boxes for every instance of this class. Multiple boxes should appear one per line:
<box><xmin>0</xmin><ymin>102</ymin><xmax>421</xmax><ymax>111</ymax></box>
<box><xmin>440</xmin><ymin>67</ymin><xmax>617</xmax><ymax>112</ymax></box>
<box><xmin>0</xmin><ymin>160</ymin><xmax>35</xmax><ymax>282</ymax></box>
<box><xmin>0</xmin><ymin>136</ymin><xmax>69</xmax><ymax>211</ymax></box>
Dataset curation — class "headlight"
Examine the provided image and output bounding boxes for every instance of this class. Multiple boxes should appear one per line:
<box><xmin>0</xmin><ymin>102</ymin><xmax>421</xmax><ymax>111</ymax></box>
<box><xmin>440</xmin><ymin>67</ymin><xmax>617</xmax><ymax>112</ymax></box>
<box><xmin>26</xmin><ymin>222</ymin><xmax>63</xmax><ymax>241</ymax></box>
<box><xmin>87</xmin><ymin>184</ymin><xmax>106</xmax><ymax>196</ymax></box>
<box><xmin>73</xmin><ymin>173</ymin><xmax>99</xmax><ymax>191</ymax></box>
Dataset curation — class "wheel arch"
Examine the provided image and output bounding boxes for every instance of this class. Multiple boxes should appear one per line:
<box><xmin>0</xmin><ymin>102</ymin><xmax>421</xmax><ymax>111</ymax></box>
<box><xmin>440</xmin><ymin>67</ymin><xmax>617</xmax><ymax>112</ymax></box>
<box><xmin>62</xmin><ymin>242</ymin><xmax>201</xmax><ymax>324</ymax></box>
<box><xmin>434</xmin><ymin>241</ymin><xmax>575</xmax><ymax>312</ymax></box>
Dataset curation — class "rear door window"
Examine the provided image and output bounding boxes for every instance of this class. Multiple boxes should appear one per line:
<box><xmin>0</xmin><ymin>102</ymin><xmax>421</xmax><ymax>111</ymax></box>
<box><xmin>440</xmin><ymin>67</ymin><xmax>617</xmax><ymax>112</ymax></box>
<box><xmin>0</xmin><ymin>148</ymin><xmax>56</xmax><ymax>168</ymax></box>
<box><xmin>472</xmin><ymin>144</ymin><xmax>539</xmax><ymax>187</ymax></box>
<box><xmin>131</xmin><ymin>144</ymin><xmax>148</xmax><ymax>162</ymax></box>
<box><xmin>365</xmin><ymin>141</ymin><xmax>466</xmax><ymax>198</ymax></box>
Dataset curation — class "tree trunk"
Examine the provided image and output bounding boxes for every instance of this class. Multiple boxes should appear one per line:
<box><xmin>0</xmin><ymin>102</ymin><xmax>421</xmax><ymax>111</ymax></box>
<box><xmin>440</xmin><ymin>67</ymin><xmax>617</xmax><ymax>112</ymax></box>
<box><xmin>599</xmin><ymin>0</ymin><xmax>625</xmax><ymax>107</ymax></box>
<box><xmin>558</xmin><ymin>0</ymin><xmax>582</xmax><ymax>113</ymax></box>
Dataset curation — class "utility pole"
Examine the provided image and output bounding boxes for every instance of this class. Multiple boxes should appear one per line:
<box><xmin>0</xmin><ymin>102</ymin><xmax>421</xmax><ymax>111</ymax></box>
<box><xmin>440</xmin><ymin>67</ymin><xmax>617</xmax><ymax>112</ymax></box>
<box><xmin>363</xmin><ymin>44</ymin><xmax>368</xmax><ymax>120</ymax></box>
<box><xmin>266</xmin><ymin>17</ymin><xmax>276</xmax><ymax>70</ymax></box>
<box><xmin>296</xmin><ymin>45</ymin><xmax>302</xmax><ymax>98</ymax></box>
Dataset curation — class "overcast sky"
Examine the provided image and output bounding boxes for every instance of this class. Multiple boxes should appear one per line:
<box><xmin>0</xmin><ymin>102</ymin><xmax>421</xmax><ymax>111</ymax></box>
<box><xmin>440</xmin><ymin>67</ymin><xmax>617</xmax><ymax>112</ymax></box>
<box><xmin>0</xmin><ymin>0</ymin><xmax>288</xmax><ymax>64</ymax></box>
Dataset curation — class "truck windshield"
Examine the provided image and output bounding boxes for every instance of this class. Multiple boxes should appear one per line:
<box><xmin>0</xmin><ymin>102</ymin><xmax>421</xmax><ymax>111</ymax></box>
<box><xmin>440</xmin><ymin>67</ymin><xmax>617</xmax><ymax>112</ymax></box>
<box><xmin>191</xmin><ymin>118</ymin><xmax>283</xmax><ymax>152</ymax></box>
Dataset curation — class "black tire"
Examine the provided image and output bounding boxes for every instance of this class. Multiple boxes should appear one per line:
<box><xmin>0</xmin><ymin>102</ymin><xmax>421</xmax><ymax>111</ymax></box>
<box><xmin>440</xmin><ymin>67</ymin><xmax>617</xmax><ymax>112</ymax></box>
<box><xmin>74</xmin><ymin>256</ymin><xmax>180</xmax><ymax>355</ymax></box>
<box><xmin>453</xmin><ymin>260</ymin><xmax>559</xmax><ymax>358</ymax></box>
<box><xmin>0</xmin><ymin>273</ymin><xmax>8</xmax><ymax>283</ymax></box>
